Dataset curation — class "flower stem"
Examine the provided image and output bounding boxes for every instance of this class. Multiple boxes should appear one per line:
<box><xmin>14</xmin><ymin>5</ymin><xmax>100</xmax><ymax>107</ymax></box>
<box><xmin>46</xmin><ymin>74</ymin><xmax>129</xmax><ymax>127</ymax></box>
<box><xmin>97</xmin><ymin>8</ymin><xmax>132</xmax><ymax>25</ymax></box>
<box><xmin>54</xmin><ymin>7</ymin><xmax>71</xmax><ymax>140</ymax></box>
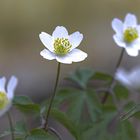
<box><xmin>101</xmin><ymin>48</ymin><xmax>125</xmax><ymax>104</ymax></box>
<box><xmin>7</xmin><ymin>112</ymin><xmax>15</xmax><ymax>140</ymax></box>
<box><xmin>44</xmin><ymin>62</ymin><xmax>61</xmax><ymax>129</ymax></box>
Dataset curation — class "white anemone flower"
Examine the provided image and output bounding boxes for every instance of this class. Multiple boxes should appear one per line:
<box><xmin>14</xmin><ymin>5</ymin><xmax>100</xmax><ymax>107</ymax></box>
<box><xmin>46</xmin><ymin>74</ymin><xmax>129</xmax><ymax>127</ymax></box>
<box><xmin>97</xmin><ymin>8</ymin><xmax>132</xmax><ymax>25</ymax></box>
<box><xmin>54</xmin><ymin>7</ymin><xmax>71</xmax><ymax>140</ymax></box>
<box><xmin>115</xmin><ymin>67</ymin><xmax>140</xmax><ymax>90</ymax></box>
<box><xmin>0</xmin><ymin>76</ymin><xmax>18</xmax><ymax>116</ymax></box>
<box><xmin>39</xmin><ymin>26</ymin><xmax>87</xmax><ymax>64</ymax></box>
<box><xmin>112</xmin><ymin>13</ymin><xmax>140</xmax><ymax>56</ymax></box>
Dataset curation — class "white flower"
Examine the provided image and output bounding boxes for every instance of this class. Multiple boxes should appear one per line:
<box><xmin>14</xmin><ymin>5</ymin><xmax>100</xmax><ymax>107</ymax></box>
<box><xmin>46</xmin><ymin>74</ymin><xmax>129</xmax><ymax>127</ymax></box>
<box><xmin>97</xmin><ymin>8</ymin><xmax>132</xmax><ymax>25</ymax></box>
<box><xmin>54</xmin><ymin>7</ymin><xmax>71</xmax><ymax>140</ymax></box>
<box><xmin>39</xmin><ymin>26</ymin><xmax>87</xmax><ymax>64</ymax></box>
<box><xmin>115</xmin><ymin>67</ymin><xmax>140</xmax><ymax>90</ymax></box>
<box><xmin>0</xmin><ymin>76</ymin><xmax>18</xmax><ymax>116</ymax></box>
<box><xmin>112</xmin><ymin>13</ymin><xmax>140</xmax><ymax>56</ymax></box>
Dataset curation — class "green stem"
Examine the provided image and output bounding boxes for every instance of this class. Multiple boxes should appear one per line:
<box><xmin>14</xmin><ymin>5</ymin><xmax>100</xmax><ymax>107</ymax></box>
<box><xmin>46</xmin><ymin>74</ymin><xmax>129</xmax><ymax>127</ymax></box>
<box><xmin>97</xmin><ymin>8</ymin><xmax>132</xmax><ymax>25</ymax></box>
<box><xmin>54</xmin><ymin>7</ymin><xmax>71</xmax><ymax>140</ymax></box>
<box><xmin>7</xmin><ymin>112</ymin><xmax>15</xmax><ymax>140</ymax></box>
<box><xmin>44</xmin><ymin>62</ymin><xmax>61</xmax><ymax>129</ymax></box>
<box><xmin>101</xmin><ymin>48</ymin><xmax>125</xmax><ymax>104</ymax></box>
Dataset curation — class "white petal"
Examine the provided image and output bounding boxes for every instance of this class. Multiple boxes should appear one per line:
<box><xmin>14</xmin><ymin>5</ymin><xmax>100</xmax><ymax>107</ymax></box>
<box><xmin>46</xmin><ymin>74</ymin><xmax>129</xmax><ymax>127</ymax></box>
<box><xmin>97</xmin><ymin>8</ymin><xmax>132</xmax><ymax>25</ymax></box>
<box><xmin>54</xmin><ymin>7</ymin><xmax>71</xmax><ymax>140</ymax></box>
<box><xmin>131</xmin><ymin>39</ymin><xmax>140</xmax><ymax>50</ymax></box>
<box><xmin>0</xmin><ymin>77</ymin><xmax>6</xmax><ymax>93</ymax></box>
<box><xmin>68</xmin><ymin>49</ymin><xmax>87</xmax><ymax>62</ymax></box>
<box><xmin>7</xmin><ymin>76</ymin><xmax>18</xmax><ymax>100</ymax></box>
<box><xmin>68</xmin><ymin>31</ymin><xmax>83</xmax><ymax>50</ymax></box>
<box><xmin>39</xmin><ymin>32</ymin><xmax>54</xmax><ymax>52</ymax></box>
<box><xmin>52</xmin><ymin>26</ymin><xmax>68</xmax><ymax>38</ymax></box>
<box><xmin>125</xmin><ymin>47</ymin><xmax>139</xmax><ymax>56</ymax></box>
<box><xmin>112</xmin><ymin>18</ymin><xmax>123</xmax><ymax>35</ymax></box>
<box><xmin>124</xmin><ymin>13</ymin><xmax>137</xmax><ymax>28</ymax></box>
<box><xmin>40</xmin><ymin>49</ymin><xmax>56</xmax><ymax>60</ymax></box>
<box><xmin>0</xmin><ymin>102</ymin><xmax>11</xmax><ymax>117</ymax></box>
<box><xmin>136</xmin><ymin>25</ymin><xmax>140</xmax><ymax>34</ymax></box>
<box><xmin>56</xmin><ymin>56</ymin><xmax>72</xmax><ymax>64</ymax></box>
<box><xmin>113</xmin><ymin>35</ymin><xmax>126</xmax><ymax>47</ymax></box>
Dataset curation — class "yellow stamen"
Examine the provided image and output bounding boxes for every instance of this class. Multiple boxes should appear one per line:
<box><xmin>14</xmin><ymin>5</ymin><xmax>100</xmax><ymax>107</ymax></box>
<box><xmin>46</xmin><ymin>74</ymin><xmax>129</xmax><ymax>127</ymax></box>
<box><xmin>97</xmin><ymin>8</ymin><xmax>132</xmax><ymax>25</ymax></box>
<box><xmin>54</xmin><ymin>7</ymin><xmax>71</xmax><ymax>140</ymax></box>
<box><xmin>124</xmin><ymin>27</ymin><xmax>138</xmax><ymax>43</ymax></box>
<box><xmin>54</xmin><ymin>38</ymin><xmax>72</xmax><ymax>55</ymax></box>
<box><xmin>0</xmin><ymin>92</ymin><xmax>9</xmax><ymax>110</ymax></box>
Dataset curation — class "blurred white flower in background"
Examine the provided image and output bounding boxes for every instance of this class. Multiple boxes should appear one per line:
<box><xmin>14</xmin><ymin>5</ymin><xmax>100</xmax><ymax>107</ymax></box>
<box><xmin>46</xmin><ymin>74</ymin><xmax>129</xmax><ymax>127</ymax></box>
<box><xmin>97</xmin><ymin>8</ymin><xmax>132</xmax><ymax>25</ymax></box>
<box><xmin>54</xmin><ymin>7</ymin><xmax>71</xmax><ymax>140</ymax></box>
<box><xmin>115</xmin><ymin>67</ymin><xmax>140</xmax><ymax>90</ymax></box>
<box><xmin>0</xmin><ymin>76</ymin><xmax>18</xmax><ymax>116</ymax></box>
<box><xmin>39</xmin><ymin>26</ymin><xmax>87</xmax><ymax>64</ymax></box>
<box><xmin>112</xmin><ymin>13</ymin><xmax>140</xmax><ymax>56</ymax></box>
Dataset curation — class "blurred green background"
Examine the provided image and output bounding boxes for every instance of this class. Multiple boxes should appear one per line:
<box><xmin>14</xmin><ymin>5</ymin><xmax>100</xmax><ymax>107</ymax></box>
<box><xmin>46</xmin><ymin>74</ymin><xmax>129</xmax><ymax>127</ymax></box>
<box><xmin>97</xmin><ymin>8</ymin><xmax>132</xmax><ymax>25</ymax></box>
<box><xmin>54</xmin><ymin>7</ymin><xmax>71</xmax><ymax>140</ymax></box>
<box><xmin>0</xmin><ymin>0</ymin><xmax>140</xmax><ymax>139</ymax></box>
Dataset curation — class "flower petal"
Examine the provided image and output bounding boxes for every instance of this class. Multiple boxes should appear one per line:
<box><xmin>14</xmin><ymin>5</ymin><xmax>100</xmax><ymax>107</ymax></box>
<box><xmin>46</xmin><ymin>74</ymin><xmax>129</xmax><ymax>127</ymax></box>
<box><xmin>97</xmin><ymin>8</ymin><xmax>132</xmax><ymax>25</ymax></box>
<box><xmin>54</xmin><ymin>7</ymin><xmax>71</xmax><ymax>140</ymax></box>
<box><xmin>52</xmin><ymin>26</ymin><xmax>68</xmax><ymax>38</ymax></box>
<box><xmin>124</xmin><ymin>13</ymin><xmax>137</xmax><ymax>28</ymax></box>
<box><xmin>112</xmin><ymin>18</ymin><xmax>123</xmax><ymax>35</ymax></box>
<box><xmin>56</xmin><ymin>56</ymin><xmax>72</xmax><ymax>64</ymax></box>
<box><xmin>136</xmin><ymin>25</ymin><xmax>140</xmax><ymax>34</ymax></box>
<box><xmin>113</xmin><ymin>35</ymin><xmax>126</xmax><ymax>47</ymax></box>
<box><xmin>0</xmin><ymin>77</ymin><xmax>6</xmax><ymax>93</ymax></box>
<box><xmin>40</xmin><ymin>49</ymin><xmax>56</xmax><ymax>60</ymax></box>
<box><xmin>68</xmin><ymin>31</ymin><xmax>83</xmax><ymax>50</ymax></box>
<box><xmin>68</xmin><ymin>49</ymin><xmax>87</xmax><ymax>62</ymax></box>
<box><xmin>7</xmin><ymin>76</ymin><xmax>18</xmax><ymax>100</ymax></box>
<box><xmin>39</xmin><ymin>32</ymin><xmax>54</xmax><ymax>52</ymax></box>
<box><xmin>131</xmin><ymin>39</ymin><xmax>140</xmax><ymax>50</ymax></box>
<box><xmin>125</xmin><ymin>47</ymin><xmax>139</xmax><ymax>56</ymax></box>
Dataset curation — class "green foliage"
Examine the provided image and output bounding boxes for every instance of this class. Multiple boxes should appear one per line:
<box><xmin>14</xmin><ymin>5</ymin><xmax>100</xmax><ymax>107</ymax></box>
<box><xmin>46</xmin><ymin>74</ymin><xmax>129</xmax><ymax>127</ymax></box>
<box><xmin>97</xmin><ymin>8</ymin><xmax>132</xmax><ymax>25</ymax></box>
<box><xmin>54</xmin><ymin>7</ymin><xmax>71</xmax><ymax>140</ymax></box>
<box><xmin>55</xmin><ymin>88</ymin><xmax>102</xmax><ymax>124</ymax></box>
<box><xmin>2</xmin><ymin>68</ymin><xmax>139</xmax><ymax>140</ymax></box>
<box><xmin>92</xmin><ymin>71</ymin><xmax>112</xmax><ymax>83</ymax></box>
<box><xmin>113</xmin><ymin>83</ymin><xmax>129</xmax><ymax>100</ymax></box>
<box><xmin>66</xmin><ymin>68</ymin><xmax>95</xmax><ymax>89</ymax></box>
<box><xmin>13</xmin><ymin>95</ymin><xmax>40</xmax><ymax>114</ymax></box>
<box><xmin>26</xmin><ymin>129</ymin><xmax>56</xmax><ymax>140</ymax></box>
<box><xmin>50</xmin><ymin>108</ymin><xmax>80</xmax><ymax>139</ymax></box>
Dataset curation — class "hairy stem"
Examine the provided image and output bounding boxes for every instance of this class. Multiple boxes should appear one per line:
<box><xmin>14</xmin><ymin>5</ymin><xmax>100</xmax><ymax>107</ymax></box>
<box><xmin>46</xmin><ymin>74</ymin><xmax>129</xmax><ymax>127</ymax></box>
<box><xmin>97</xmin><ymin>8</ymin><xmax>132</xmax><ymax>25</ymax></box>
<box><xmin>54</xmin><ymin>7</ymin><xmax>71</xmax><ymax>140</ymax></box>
<box><xmin>44</xmin><ymin>62</ymin><xmax>61</xmax><ymax>129</ymax></box>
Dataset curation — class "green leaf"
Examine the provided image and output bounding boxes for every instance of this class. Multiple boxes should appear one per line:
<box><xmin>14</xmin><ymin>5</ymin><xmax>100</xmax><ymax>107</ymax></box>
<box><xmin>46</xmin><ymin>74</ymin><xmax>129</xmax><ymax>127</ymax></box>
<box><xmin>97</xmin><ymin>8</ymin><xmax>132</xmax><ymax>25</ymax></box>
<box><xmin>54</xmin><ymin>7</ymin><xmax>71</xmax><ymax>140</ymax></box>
<box><xmin>26</xmin><ymin>129</ymin><xmax>56</xmax><ymax>140</ymax></box>
<box><xmin>14</xmin><ymin>121</ymin><xmax>28</xmax><ymax>136</ymax></box>
<box><xmin>50</xmin><ymin>108</ymin><xmax>80</xmax><ymax>140</ymax></box>
<box><xmin>13</xmin><ymin>96</ymin><xmax>40</xmax><ymax>114</ymax></box>
<box><xmin>81</xmin><ymin>116</ymin><xmax>138</xmax><ymax>140</ymax></box>
<box><xmin>113</xmin><ymin>84</ymin><xmax>129</xmax><ymax>100</ymax></box>
<box><xmin>66</xmin><ymin>68</ymin><xmax>95</xmax><ymax>89</ymax></box>
<box><xmin>13</xmin><ymin>96</ymin><xmax>33</xmax><ymax>104</ymax></box>
<box><xmin>55</xmin><ymin>88</ymin><xmax>102</xmax><ymax>124</ymax></box>
<box><xmin>92</xmin><ymin>72</ymin><xmax>112</xmax><ymax>82</ymax></box>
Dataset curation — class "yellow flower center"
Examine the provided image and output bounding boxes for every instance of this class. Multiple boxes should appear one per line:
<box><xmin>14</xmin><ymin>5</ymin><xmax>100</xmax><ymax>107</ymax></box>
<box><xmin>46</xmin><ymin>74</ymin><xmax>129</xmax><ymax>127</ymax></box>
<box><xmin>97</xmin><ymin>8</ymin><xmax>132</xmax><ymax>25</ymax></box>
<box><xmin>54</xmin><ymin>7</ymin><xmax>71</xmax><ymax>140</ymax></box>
<box><xmin>54</xmin><ymin>38</ymin><xmax>72</xmax><ymax>55</ymax></box>
<box><xmin>124</xmin><ymin>27</ymin><xmax>139</xmax><ymax>43</ymax></box>
<box><xmin>0</xmin><ymin>92</ymin><xmax>9</xmax><ymax>110</ymax></box>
